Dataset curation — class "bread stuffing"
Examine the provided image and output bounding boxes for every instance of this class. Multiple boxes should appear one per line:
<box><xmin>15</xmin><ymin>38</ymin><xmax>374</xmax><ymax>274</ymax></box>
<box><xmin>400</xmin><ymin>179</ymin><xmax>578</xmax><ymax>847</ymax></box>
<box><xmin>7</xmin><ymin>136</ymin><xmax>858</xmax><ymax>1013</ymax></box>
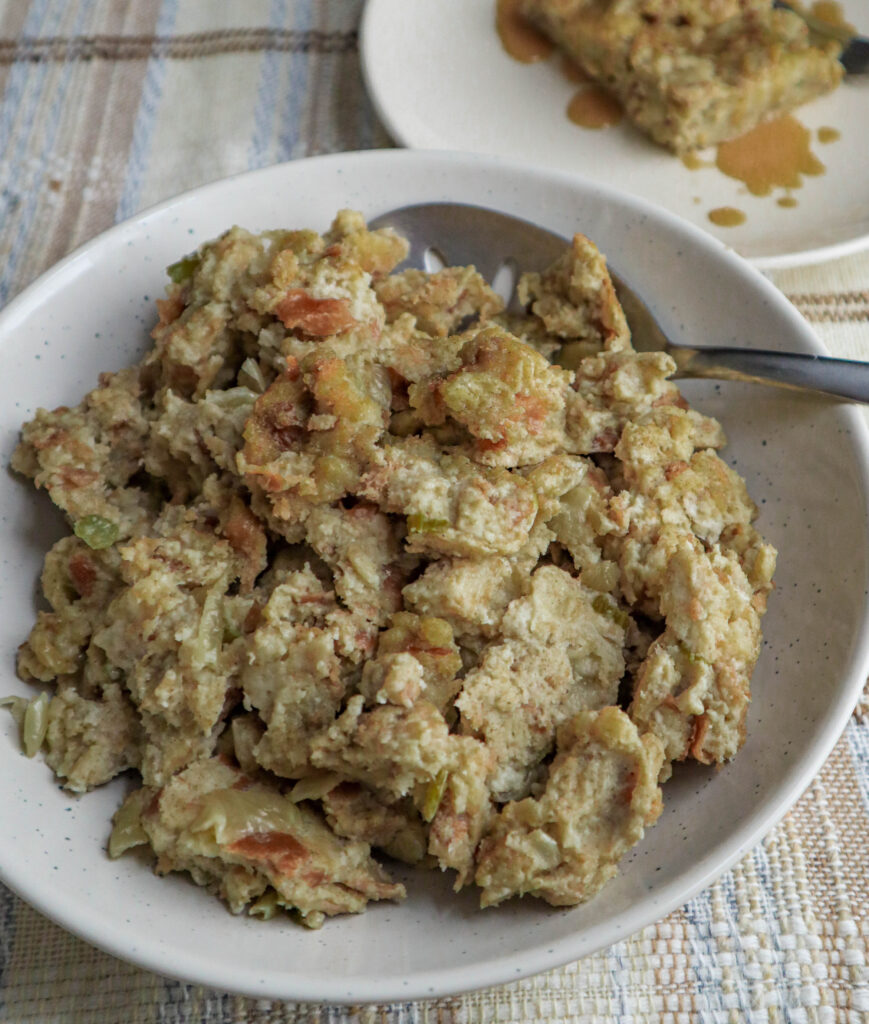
<box><xmin>6</xmin><ymin>208</ymin><xmax>775</xmax><ymax>926</ymax></box>
<box><xmin>519</xmin><ymin>0</ymin><xmax>843</xmax><ymax>153</ymax></box>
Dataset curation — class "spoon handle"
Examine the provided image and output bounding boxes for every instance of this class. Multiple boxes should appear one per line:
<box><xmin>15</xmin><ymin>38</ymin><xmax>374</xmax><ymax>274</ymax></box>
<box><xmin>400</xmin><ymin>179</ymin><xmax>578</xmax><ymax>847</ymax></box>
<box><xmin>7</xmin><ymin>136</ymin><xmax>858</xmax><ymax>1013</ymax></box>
<box><xmin>673</xmin><ymin>346</ymin><xmax>869</xmax><ymax>401</ymax></box>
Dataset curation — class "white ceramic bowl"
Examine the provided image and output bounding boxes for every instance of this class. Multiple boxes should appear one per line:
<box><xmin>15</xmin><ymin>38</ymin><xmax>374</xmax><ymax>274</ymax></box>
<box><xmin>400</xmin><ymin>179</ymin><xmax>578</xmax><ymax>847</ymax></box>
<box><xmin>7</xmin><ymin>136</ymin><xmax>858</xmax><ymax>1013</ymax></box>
<box><xmin>1</xmin><ymin>150</ymin><xmax>867</xmax><ymax>1004</ymax></box>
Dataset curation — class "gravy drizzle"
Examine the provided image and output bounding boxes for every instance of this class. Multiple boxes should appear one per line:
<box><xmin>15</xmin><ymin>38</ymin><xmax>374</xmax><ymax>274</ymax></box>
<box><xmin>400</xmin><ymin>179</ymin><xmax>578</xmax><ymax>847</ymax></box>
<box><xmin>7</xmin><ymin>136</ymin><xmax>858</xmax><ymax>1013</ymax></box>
<box><xmin>708</xmin><ymin>206</ymin><xmax>747</xmax><ymax>227</ymax></box>
<box><xmin>496</xmin><ymin>0</ymin><xmax>554</xmax><ymax>63</ymax></box>
<box><xmin>715</xmin><ymin>115</ymin><xmax>825</xmax><ymax>196</ymax></box>
<box><xmin>567</xmin><ymin>87</ymin><xmax>623</xmax><ymax>129</ymax></box>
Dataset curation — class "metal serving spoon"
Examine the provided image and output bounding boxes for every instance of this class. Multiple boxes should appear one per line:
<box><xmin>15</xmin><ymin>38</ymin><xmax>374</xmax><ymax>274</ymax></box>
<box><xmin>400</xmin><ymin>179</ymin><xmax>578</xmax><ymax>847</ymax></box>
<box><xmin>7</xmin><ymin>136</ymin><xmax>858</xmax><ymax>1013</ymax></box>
<box><xmin>368</xmin><ymin>202</ymin><xmax>869</xmax><ymax>403</ymax></box>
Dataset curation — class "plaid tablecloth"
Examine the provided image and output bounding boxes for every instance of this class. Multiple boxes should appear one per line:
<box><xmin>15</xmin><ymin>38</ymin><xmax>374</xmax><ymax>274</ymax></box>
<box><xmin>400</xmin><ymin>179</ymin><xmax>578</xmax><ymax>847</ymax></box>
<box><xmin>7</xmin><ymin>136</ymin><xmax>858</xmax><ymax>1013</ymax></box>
<box><xmin>0</xmin><ymin>2</ymin><xmax>867</xmax><ymax>1021</ymax></box>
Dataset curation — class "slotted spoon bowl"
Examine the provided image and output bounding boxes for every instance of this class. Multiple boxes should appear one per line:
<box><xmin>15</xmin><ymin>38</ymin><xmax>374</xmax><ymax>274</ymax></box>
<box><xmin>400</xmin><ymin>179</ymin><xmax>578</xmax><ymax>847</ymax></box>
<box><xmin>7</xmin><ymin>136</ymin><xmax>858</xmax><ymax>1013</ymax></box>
<box><xmin>370</xmin><ymin>202</ymin><xmax>869</xmax><ymax>402</ymax></box>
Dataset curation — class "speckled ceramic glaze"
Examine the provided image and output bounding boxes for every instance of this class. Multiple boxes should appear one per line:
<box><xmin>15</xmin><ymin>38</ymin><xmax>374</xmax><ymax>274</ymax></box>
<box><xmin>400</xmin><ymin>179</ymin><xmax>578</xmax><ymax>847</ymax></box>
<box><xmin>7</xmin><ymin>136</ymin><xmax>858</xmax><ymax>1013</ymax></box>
<box><xmin>360</xmin><ymin>0</ymin><xmax>869</xmax><ymax>269</ymax></box>
<box><xmin>1</xmin><ymin>151</ymin><xmax>867</xmax><ymax>1003</ymax></box>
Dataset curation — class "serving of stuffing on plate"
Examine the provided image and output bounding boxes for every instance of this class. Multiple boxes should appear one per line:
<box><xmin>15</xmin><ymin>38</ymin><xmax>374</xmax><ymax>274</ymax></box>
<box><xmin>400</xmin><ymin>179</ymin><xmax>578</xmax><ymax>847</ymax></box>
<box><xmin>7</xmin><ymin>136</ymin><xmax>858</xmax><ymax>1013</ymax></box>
<box><xmin>518</xmin><ymin>0</ymin><xmax>843</xmax><ymax>152</ymax></box>
<box><xmin>5</xmin><ymin>210</ymin><xmax>775</xmax><ymax>928</ymax></box>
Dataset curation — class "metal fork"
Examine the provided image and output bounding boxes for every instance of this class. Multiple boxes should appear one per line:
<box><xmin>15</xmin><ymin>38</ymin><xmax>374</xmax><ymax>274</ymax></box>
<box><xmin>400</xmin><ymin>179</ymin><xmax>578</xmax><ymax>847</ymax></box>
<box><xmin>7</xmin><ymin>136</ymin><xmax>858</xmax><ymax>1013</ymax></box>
<box><xmin>368</xmin><ymin>202</ymin><xmax>869</xmax><ymax>403</ymax></box>
<box><xmin>774</xmin><ymin>1</ymin><xmax>869</xmax><ymax>75</ymax></box>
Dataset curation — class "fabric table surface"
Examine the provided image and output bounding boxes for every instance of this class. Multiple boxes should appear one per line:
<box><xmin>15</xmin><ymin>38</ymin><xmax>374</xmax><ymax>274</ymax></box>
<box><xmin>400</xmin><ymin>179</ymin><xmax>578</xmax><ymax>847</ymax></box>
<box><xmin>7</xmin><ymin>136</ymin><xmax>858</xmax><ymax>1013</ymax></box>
<box><xmin>0</xmin><ymin>2</ymin><xmax>866</xmax><ymax>1021</ymax></box>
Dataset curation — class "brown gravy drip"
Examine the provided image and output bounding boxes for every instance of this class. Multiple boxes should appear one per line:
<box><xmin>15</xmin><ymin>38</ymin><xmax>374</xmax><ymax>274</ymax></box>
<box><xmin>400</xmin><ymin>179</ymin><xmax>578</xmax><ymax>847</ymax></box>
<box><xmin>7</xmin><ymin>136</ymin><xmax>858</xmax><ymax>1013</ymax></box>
<box><xmin>715</xmin><ymin>115</ymin><xmax>825</xmax><ymax>196</ymax></box>
<box><xmin>496</xmin><ymin>0</ymin><xmax>554</xmax><ymax>63</ymax></box>
<box><xmin>818</xmin><ymin>126</ymin><xmax>841</xmax><ymax>144</ymax></box>
<box><xmin>561</xmin><ymin>55</ymin><xmax>591</xmax><ymax>83</ymax></box>
<box><xmin>777</xmin><ymin>196</ymin><xmax>799</xmax><ymax>208</ymax></box>
<box><xmin>708</xmin><ymin>207</ymin><xmax>747</xmax><ymax>227</ymax></box>
<box><xmin>567</xmin><ymin>87</ymin><xmax>623</xmax><ymax>129</ymax></box>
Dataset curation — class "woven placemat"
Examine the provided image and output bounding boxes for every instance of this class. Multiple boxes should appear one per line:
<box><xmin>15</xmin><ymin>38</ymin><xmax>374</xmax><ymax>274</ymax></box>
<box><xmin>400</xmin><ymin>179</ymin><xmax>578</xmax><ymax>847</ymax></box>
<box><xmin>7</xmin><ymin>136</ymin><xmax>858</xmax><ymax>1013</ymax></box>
<box><xmin>0</xmin><ymin>3</ymin><xmax>866</xmax><ymax>1020</ymax></box>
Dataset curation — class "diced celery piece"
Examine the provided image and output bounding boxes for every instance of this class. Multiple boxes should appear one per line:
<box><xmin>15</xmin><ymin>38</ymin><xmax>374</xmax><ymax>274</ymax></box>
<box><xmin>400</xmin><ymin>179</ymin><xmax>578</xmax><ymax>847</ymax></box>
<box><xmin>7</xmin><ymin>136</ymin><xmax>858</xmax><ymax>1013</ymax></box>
<box><xmin>238</xmin><ymin>357</ymin><xmax>267</xmax><ymax>394</ymax></box>
<box><xmin>422</xmin><ymin>767</ymin><xmax>449</xmax><ymax>822</ymax></box>
<box><xmin>592</xmin><ymin>593</ymin><xmax>629</xmax><ymax>629</ymax></box>
<box><xmin>22</xmin><ymin>692</ymin><xmax>49</xmax><ymax>758</ymax></box>
<box><xmin>108</xmin><ymin>790</ymin><xmax>150</xmax><ymax>858</ymax></box>
<box><xmin>249</xmin><ymin>890</ymin><xmax>280</xmax><ymax>920</ymax></box>
<box><xmin>74</xmin><ymin>515</ymin><xmax>119</xmax><ymax>550</ymax></box>
<box><xmin>407</xmin><ymin>513</ymin><xmax>449</xmax><ymax>534</ymax></box>
<box><xmin>166</xmin><ymin>254</ymin><xmax>200</xmax><ymax>284</ymax></box>
<box><xmin>1</xmin><ymin>693</ymin><xmax>49</xmax><ymax>758</ymax></box>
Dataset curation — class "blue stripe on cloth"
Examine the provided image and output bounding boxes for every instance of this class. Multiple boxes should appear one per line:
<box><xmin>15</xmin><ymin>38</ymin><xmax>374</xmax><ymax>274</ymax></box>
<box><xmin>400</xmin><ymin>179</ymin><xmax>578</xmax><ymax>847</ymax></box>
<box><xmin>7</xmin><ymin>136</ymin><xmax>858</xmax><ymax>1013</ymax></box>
<box><xmin>153</xmin><ymin>977</ymin><xmax>198</xmax><ymax>1024</ymax></box>
<box><xmin>604</xmin><ymin>938</ymin><xmax>632</xmax><ymax>1019</ymax></box>
<box><xmin>357</xmin><ymin>92</ymin><xmax>377</xmax><ymax>151</ymax></box>
<box><xmin>716</xmin><ymin>869</ymin><xmax>757</xmax><ymax>1015</ymax></box>
<box><xmin>200</xmin><ymin>991</ymin><xmax>236</xmax><ymax>1022</ymax></box>
<box><xmin>748</xmin><ymin>842</ymin><xmax>796</xmax><ymax>1012</ymax></box>
<box><xmin>113</xmin><ymin>0</ymin><xmax>179</xmax><ymax>224</ymax></box>
<box><xmin>0</xmin><ymin>0</ymin><xmax>74</xmax><ymax>304</ymax></box>
<box><xmin>276</xmin><ymin>0</ymin><xmax>313</xmax><ymax>161</ymax></box>
<box><xmin>355</xmin><ymin>52</ymin><xmax>384</xmax><ymax>152</ymax></box>
<box><xmin>0</xmin><ymin>884</ymin><xmax>19</xmax><ymax>1021</ymax></box>
<box><xmin>0</xmin><ymin>0</ymin><xmax>51</xmax><ymax>149</ymax></box>
<box><xmin>682</xmin><ymin>889</ymin><xmax>730</xmax><ymax>1023</ymax></box>
<box><xmin>247</xmin><ymin>0</ymin><xmax>288</xmax><ymax>170</ymax></box>
<box><xmin>847</xmin><ymin>719</ymin><xmax>869</xmax><ymax>813</ymax></box>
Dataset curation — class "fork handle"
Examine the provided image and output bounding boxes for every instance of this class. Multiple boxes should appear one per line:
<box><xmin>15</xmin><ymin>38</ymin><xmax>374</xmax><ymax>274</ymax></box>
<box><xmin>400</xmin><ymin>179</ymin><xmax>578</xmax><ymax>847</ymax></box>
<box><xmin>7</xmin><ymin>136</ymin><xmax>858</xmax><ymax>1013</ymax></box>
<box><xmin>673</xmin><ymin>347</ymin><xmax>869</xmax><ymax>402</ymax></box>
<box><xmin>773</xmin><ymin>0</ymin><xmax>869</xmax><ymax>74</ymax></box>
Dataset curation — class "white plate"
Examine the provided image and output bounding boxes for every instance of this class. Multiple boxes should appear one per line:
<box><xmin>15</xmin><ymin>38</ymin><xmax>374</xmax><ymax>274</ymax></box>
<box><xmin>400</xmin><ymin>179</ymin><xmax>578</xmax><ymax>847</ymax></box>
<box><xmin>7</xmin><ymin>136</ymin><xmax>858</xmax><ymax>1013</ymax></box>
<box><xmin>360</xmin><ymin>0</ymin><xmax>869</xmax><ymax>268</ymax></box>
<box><xmin>1</xmin><ymin>150</ymin><xmax>868</xmax><ymax>1004</ymax></box>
